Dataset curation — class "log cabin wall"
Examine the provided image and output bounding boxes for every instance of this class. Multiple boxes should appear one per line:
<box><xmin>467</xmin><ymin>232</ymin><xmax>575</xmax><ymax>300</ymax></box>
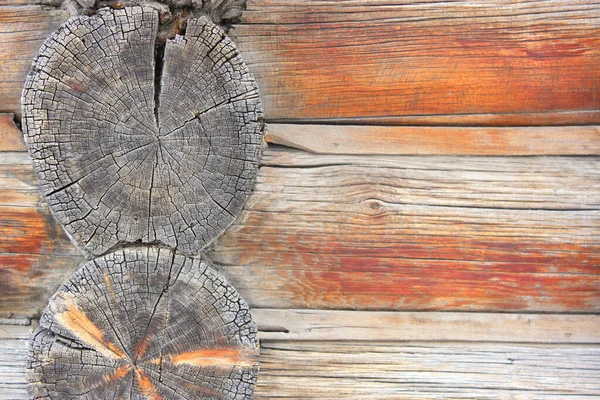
<box><xmin>1</xmin><ymin>0</ymin><xmax>599</xmax><ymax>398</ymax></box>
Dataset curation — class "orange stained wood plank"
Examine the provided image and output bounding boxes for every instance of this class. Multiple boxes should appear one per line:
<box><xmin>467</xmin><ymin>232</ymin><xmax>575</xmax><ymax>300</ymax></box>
<box><xmin>0</xmin><ymin>114</ymin><xmax>24</xmax><ymax>152</ymax></box>
<box><xmin>233</xmin><ymin>0</ymin><xmax>600</xmax><ymax>122</ymax></box>
<box><xmin>209</xmin><ymin>150</ymin><xmax>600</xmax><ymax>312</ymax></box>
<box><xmin>266</xmin><ymin>124</ymin><xmax>600</xmax><ymax>155</ymax></box>
<box><xmin>1</xmin><ymin>151</ymin><xmax>599</xmax><ymax>315</ymax></box>
<box><xmin>0</xmin><ymin>155</ymin><xmax>83</xmax><ymax>318</ymax></box>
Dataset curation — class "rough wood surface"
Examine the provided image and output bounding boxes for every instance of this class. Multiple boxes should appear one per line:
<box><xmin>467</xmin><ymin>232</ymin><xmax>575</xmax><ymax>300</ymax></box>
<box><xmin>3</xmin><ymin>2</ymin><xmax>600</xmax><ymax>125</ymax></box>
<box><xmin>253</xmin><ymin>309</ymin><xmax>600</xmax><ymax>343</ymax></box>
<box><xmin>0</xmin><ymin>114</ymin><xmax>25</xmax><ymax>152</ymax></box>
<box><xmin>212</xmin><ymin>149</ymin><xmax>600</xmax><ymax>311</ymax></box>
<box><xmin>0</xmin><ymin>155</ymin><xmax>85</xmax><ymax>318</ymax></box>
<box><xmin>256</xmin><ymin>342</ymin><xmax>600</xmax><ymax>399</ymax></box>
<box><xmin>266</xmin><ymin>110</ymin><xmax>600</xmax><ymax>127</ymax></box>
<box><xmin>22</xmin><ymin>6</ymin><xmax>264</xmax><ymax>258</ymax></box>
<box><xmin>1</xmin><ymin>149</ymin><xmax>599</xmax><ymax>316</ymax></box>
<box><xmin>0</xmin><ymin>6</ymin><xmax>69</xmax><ymax>118</ymax></box>
<box><xmin>2</xmin><ymin>324</ymin><xmax>599</xmax><ymax>399</ymax></box>
<box><xmin>233</xmin><ymin>0</ymin><xmax>600</xmax><ymax>122</ymax></box>
<box><xmin>27</xmin><ymin>247</ymin><xmax>259</xmax><ymax>400</ymax></box>
<box><xmin>267</xmin><ymin>124</ymin><xmax>600</xmax><ymax>155</ymax></box>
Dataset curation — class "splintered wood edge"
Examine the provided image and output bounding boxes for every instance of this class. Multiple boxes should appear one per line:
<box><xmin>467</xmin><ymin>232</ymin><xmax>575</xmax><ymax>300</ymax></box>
<box><xmin>27</xmin><ymin>247</ymin><xmax>259</xmax><ymax>400</ymax></box>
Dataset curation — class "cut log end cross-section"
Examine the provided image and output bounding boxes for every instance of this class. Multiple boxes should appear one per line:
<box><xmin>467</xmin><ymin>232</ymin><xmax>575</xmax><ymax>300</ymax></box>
<box><xmin>27</xmin><ymin>247</ymin><xmax>260</xmax><ymax>400</ymax></box>
<box><xmin>21</xmin><ymin>6</ymin><xmax>264</xmax><ymax>258</ymax></box>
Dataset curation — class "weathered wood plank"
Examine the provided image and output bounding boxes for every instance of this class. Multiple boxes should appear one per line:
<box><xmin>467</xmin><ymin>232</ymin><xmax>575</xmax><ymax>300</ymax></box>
<box><xmin>3</xmin><ymin>2</ymin><xmax>600</xmax><ymax>125</ymax></box>
<box><xmin>267</xmin><ymin>124</ymin><xmax>600</xmax><ymax>155</ymax></box>
<box><xmin>0</xmin><ymin>6</ymin><xmax>69</xmax><ymax>118</ymax></box>
<box><xmin>1</xmin><ymin>149</ymin><xmax>598</xmax><ymax>316</ymax></box>
<box><xmin>254</xmin><ymin>309</ymin><xmax>600</xmax><ymax>343</ymax></box>
<box><xmin>213</xmin><ymin>149</ymin><xmax>600</xmax><ymax>311</ymax></box>
<box><xmin>233</xmin><ymin>0</ymin><xmax>600</xmax><ymax>122</ymax></box>
<box><xmin>2</xmin><ymin>324</ymin><xmax>599</xmax><ymax>399</ymax></box>
<box><xmin>255</xmin><ymin>341</ymin><xmax>600</xmax><ymax>399</ymax></box>
<box><xmin>271</xmin><ymin>110</ymin><xmax>600</xmax><ymax>127</ymax></box>
<box><xmin>28</xmin><ymin>248</ymin><xmax>260</xmax><ymax>399</ymax></box>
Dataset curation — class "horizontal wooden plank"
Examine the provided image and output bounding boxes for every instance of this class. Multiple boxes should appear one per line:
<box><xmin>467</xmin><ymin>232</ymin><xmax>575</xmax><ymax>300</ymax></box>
<box><xmin>234</xmin><ymin>0</ymin><xmax>600</xmax><ymax>122</ymax></box>
<box><xmin>254</xmin><ymin>309</ymin><xmax>600</xmax><ymax>343</ymax></box>
<box><xmin>7</xmin><ymin>121</ymin><xmax>600</xmax><ymax>155</ymax></box>
<box><xmin>212</xmin><ymin>149</ymin><xmax>600</xmax><ymax>312</ymax></box>
<box><xmin>271</xmin><ymin>110</ymin><xmax>600</xmax><ymax>127</ymax></box>
<box><xmin>2</xmin><ymin>3</ymin><xmax>600</xmax><ymax>125</ymax></box>
<box><xmin>1</xmin><ymin>323</ymin><xmax>599</xmax><ymax>399</ymax></box>
<box><xmin>0</xmin><ymin>114</ymin><xmax>24</xmax><ymax>152</ymax></box>
<box><xmin>256</xmin><ymin>341</ymin><xmax>600</xmax><ymax>399</ymax></box>
<box><xmin>267</xmin><ymin>124</ymin><xmax>600</xmax><ymax>155</ymax></box>
<box><xmin>1</xmin><ymin>149</ymin><xmax>598</xmax><ymax>316</ymax></box>
<box><xmin>0</xmin><ymin>6</ymin><xmax>69</xmax><ymax>119</ymax></box>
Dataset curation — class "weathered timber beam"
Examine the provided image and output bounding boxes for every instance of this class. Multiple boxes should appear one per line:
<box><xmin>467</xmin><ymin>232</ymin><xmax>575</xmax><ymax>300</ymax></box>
<box><xmin>2</xmin><ymin>323</ymin><xmax>600</xmax><ymax>399</ymax></box>
<box><xmin>3</xmin><ymin>2</ymin><xmax>600</xmax><ymax>124</ymax></box>
<box><xmin>253</xmin><ymin>309</ymin><xmax>600</xmax><ymax>343</ymax></box>
<box><xmin>1</xmin><ymin>149</ymin><xmax>599</xmax><ymax>316</ymax></box>
<box><xmin>232</xmin><ymin>0</ymin><xmax>600</xmax><ymax>121</ymax></box>
<box><xmin>21</xmin><ymin>7</ymin><xmax>263</xmax><ymax>258</ymax></box>
<box><xmin>266</xmin><ymin>124</ymin><xmax>600</xmax><ymax>156</ymax></box>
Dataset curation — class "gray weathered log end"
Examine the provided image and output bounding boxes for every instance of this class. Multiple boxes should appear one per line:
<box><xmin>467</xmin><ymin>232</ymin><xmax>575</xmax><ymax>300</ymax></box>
<box><xmin>27</xmin><ymin>247</ymin><xmax>260</xmax><ymax>399</ymax></box>
<box><xmin>21</xmin><ymin>6</ymin><xmax>264</xmax><ymax>258</ymax></box>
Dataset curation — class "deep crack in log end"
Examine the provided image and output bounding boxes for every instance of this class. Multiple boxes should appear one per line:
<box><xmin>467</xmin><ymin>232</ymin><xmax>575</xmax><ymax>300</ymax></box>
<box><xmin>21</xmin><ymin>5</ymin><xmax>265</xmax><ymax>258</ymax></box>
<box><xmin>27</xmin><ymin>247</ymin><xmax>260</xmax><ymax>400</ymax></box>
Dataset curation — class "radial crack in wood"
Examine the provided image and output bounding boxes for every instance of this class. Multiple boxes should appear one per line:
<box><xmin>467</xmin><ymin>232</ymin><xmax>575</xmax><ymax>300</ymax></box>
<box><xmin>27</xmin><ymin>247</ymin><xmax>260</xmax><ymax>400</ymax></box>
<box><xmin>21</xmin><ymin>6</ymin><xmax>264</xmax><ymax>258</ymax></box>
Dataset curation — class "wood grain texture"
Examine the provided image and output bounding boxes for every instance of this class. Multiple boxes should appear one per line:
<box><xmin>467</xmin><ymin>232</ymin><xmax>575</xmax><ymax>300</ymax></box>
<box><xmin>2</xmin><ymin>324</ymin><xmax>599</xmax><ymax>399</ymax></box>
<box><xmin>0</xmin><ymin>114</ymin><xmax>25</xmax><ymax>152</ymax></box>
<box><xmin>267</xmin><ymin>124</ymin><xmax>600</xmax><ymax>155</ymax></box>
<box><xmin>271</xmin><ymin>110</ymin><xmax>600</xmax><ymax>127</ymax></box>
<box><xmin>233</xmin><ymin>0</ymin><xmax>600</xmax><ymax>122</ymax></box>
<box><xmin>1</xmin><ymin>149</ymin><xmax>599</xmax><ymax>316</ymax></box>
<box><xmin>211</xmin><ymin>149</ymin><xmax>600</xmax><ymax>311</ymax></box>
<box><xmin>0</xmin><ymin>155</ymin><xmax>84</xmax><ymax>319</ymax></box>
<box><xmin>256</xmin><ymin>341</ymin><xmax>600</xmax><ymax>399</ymax></box>
<box><xmin>28</xmin><ymin>247</ymin><xmax>259</xmax><ymax>400</ymax></box>
<box><xmin>0</xmin><ymin>6</ymin><xmax>69</xmax><ymax>118</ymax></box>
<box><xmin>22</xmin><ymin>6</ymin><xmax>264</xmax><ymax>257</ymax></box>
<box><xmin>253</xmin><ymin>309</ymin><xmax>600</xmax><ymax>343</ymax></box>
<box><xmin>3</xmin><ymin>2</ymin><xmax>600</xmax><ymax>124</ymax></box>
